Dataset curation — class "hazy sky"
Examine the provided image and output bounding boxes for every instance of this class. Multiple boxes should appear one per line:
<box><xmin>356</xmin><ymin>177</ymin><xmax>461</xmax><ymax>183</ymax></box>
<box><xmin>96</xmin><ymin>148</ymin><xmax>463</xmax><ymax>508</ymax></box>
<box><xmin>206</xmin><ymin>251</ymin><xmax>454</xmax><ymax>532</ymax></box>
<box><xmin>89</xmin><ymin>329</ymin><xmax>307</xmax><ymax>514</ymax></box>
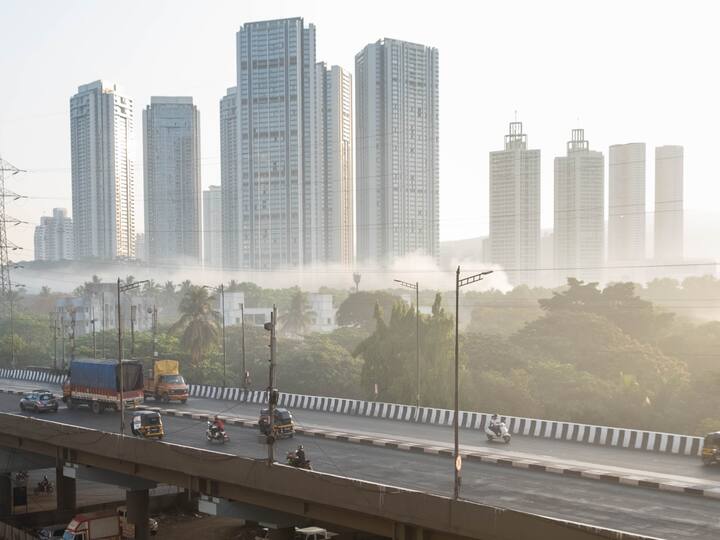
<box><xmin>1</xmin><ymin>0</ymin><xmax>718</xmax><ymax>261</ymax></box>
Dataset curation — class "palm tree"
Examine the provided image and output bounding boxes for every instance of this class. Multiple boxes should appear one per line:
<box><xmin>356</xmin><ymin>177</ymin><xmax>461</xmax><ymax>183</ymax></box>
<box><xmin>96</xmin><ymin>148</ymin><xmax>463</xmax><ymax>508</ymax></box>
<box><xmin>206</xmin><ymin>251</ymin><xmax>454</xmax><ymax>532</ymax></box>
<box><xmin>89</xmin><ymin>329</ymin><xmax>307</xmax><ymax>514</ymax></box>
<box><xmin>39</xmin><ymin>286</ymin><xmax>51</xmax><ymax>297</ymax></box>
<box><xmin>170</xmin><ymin>286</ymin><xmax>220</xmax><ymax>368</ymax></box>
<box><xmin>279</xmin><ymin>291</ymin><xmax>315</xmax><ymax>337</ymax></box>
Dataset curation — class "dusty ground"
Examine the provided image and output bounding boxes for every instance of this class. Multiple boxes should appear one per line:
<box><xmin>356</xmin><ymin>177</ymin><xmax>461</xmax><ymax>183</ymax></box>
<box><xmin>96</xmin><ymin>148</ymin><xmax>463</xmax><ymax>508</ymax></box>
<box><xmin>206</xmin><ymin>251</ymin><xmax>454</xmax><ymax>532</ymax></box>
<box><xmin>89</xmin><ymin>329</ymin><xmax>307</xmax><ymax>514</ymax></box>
<box><xmin>154</xmin><ymin>513</ymin><xmax>253</xmax><ymax>540</ymax></box>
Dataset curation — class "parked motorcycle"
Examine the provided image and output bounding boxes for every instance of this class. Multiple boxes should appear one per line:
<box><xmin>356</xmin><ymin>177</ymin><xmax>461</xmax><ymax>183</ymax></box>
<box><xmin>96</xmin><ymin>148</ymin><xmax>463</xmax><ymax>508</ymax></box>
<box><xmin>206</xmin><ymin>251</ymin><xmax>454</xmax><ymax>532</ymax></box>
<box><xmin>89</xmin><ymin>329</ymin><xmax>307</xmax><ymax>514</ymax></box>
<box><xmin>485</xmin><ymin>421</ymin><xmax>511</xmax><ymax>444</ymax></box>
<box><xmin>206</xmin><ymin>421</ymin><xmax>229</xmax><ymax>444</ymax></box>
<box><xmin>34</xmin><ymin>480</ymin><xmax>54</xmax><ymax>494</ymax></box>
<box><xmin>286</xmin><ymin>450</ymin><xmax>312</xmax><ymax>470</ymax></box>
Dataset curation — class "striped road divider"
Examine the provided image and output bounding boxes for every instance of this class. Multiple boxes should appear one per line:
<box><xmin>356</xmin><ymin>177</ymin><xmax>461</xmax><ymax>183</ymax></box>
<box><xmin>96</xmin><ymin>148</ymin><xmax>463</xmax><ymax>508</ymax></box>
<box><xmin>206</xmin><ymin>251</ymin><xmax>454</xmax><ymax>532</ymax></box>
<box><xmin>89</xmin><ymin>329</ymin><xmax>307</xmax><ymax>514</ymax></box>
<box><xmin>0</xmin><ymin>368</ymin><xmax>705</xmax><ymax>456</ymax></box>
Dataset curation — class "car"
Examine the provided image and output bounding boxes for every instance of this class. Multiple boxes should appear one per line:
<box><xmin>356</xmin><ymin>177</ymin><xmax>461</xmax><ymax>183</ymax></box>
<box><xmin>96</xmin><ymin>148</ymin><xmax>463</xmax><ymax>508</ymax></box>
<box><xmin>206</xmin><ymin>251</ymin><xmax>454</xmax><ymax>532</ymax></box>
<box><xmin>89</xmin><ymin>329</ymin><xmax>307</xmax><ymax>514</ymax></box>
<box><xmin>20</xmin><ymin>391</ymin><xmax>59</xmax><ymax>413</ymax></box>
<box><xmin>34</xmin><ymin>524</ymin><xmax>65</xmax><ymax>539</ymax></box>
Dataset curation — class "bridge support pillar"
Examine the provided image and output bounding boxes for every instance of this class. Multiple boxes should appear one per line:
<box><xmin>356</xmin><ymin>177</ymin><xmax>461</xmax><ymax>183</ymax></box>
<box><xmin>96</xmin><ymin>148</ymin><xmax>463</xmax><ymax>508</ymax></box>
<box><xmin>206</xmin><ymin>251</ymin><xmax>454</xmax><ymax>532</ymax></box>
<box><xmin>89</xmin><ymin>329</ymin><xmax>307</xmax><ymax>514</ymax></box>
<box><xmin>127</xmin><ymin>488</ymin><xmax>150</xmax><ymax>540</ymax></box>
<box><xmin>56</xmin><ymin>463</ymin><xmax>76</xmax><ymax>512</ymax></box>
<box><xmin>0</xmin><ymin>473</ymin><xmax>11</xmax><ymax>516</ymax></box>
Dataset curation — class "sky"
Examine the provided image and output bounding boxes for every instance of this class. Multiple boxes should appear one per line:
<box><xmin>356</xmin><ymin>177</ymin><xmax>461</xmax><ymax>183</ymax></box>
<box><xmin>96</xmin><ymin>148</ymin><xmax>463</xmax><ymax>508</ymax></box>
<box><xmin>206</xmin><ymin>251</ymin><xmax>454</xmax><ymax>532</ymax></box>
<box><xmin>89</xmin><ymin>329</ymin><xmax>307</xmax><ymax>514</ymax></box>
<box><xmin>1</xmin><ymin>0</ymin><xmax>719</xmax><ymax>264</ymax></box>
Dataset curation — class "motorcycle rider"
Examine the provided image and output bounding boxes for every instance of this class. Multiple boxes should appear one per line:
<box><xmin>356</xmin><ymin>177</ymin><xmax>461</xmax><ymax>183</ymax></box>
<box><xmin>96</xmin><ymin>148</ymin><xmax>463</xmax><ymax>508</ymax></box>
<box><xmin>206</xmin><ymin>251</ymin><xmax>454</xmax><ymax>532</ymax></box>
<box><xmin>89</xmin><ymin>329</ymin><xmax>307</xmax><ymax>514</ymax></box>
<box><xmin>295</xmin><ymin>444</ymin><xmax>306</xmax><ymax>465</ymax></box>
<box><xmin>39</xmin><ymin>474</ymin><xmax>50</xmax><ymax>492</ymax></box>
<box><xmin>210</xmin><ymin>415</ymin><xmax>225</xmax><ymax>437</ymax></box>
<box><xmin>489</xmin><ymin>414</ymin><xmax>502</xmax><ymax>437</ymax></box>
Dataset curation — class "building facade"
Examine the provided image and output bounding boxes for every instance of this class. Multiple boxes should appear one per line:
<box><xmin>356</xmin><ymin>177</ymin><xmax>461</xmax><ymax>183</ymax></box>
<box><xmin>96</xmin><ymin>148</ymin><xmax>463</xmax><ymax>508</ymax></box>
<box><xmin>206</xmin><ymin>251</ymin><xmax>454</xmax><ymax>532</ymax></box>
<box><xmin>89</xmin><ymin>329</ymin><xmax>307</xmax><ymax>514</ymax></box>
<box><xmin>608</xmin><ymin>143</ymin><xmax>646</xmax><ymax>262</ymax></box>
<box><xmin>553</xmin><ymin>129</ymin><xmax>605</xmax><ymax>283</ymax></box>
<box><xmin>226</xmin><ymin>18</ymin><xmax>316</xmax><ymax>270</ymax></box>
<box><xmin>654</xmin><ymin>145</ymin><xmax>684</xmax><ymax>261</ymax></box>
<box><xmin>70</xmin><ymin>80</ymin><xmax>135</xmax><ymax>259</ymax></box>
<box><xmin>143</xmin><ymin>97</ymin><xmax>201</xmax><ymax>265</ymax></box>
<box><xmin>219</xmin><ymin>87</ymin><xmax>238</xmax><ymax>269</ymax></box>
<box><xmin>489</xmin><ymin>121</ymin><xmax>541</xmax><ymax>285</ymax></box>
<box><xmin>313</xmin><ymin>63</ymin><xmax>354</xmax><ymax>266</ymax></box>
<box><xmin>203</xmin><ymin>185</ymin><xmax>222</xmax><ymax>268</ymax></box>
<box><xmin>355</xmin><ymin>38</ymin><xmax>439</xmax><ymax>264</ymax></box>
<box><xmin>34</xmin><ymin>208</ymin><xmax>74</xmax><ymax>261</ymax></box>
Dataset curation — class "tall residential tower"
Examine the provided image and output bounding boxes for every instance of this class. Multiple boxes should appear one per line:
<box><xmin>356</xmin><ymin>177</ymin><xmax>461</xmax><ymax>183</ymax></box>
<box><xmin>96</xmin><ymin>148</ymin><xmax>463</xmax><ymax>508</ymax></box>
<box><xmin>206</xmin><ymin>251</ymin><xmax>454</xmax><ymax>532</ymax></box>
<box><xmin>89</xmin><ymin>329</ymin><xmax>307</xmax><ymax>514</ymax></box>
<box><xmin>489</xmin><ymin>121</ymin><xmax>540</xmax><ymax>285</ymax></box>
<box><xmin>654</xmin><ymin>145</ymin><xmax>683</xmax><ymax>261</ymax></box>
<box><xmin>203</xmin><ymin>185</ymin><xmax>222</xmax><ymax>268</ymax></box>
<box><xmin>553</xmin><ymin>129</ymin><xmax>605</xmax><ymax>282</ymax></box>
<box><xmin>143</xmin><ymin>97</ymin><xmax>202</xmax><ymax>265</ymax></box>
<box><xmin>608</xmin><ymin>143</ymin><xmax>646</xmax><ymax>262</ymax></box>
<box><xmin>70</xmin><ymin>80</ymin><xmax>135</xmax><ymax>259</ymax></box>
<box><xmin>355</xmin><ymin>38</ymin><xmax>439</xmax><ymax>264</ymax></box>
<box><xmin>219</xmin><ymin>87</ymin><xmax>238</xmax><ymax>269</ymax></box>
<box><xmin>34</xmin><ymin>208</ymin><xmax>74</xmax><ymax>261</ymax></box>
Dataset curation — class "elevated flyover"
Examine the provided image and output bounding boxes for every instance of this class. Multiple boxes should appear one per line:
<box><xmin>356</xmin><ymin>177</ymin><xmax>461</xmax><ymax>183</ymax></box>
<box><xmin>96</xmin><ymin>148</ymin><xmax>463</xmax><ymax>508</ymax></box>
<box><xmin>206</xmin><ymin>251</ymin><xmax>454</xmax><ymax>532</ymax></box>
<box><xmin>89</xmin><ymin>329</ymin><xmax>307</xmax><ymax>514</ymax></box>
<box><xmin>0</xmin><ymin>413</ymin><xmax>658</xmax><ymax>540</ymax></box>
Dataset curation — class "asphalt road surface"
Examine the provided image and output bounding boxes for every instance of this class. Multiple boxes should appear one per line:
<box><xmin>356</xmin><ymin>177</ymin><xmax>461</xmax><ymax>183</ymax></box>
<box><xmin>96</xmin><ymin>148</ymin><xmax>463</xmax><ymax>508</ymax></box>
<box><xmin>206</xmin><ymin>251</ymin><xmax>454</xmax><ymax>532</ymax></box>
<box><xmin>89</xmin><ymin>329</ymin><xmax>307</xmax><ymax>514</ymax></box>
<box><xmin>0</xmin><ymin>392</ymin><xmax>718</xmax><ymax>539</ymax></box>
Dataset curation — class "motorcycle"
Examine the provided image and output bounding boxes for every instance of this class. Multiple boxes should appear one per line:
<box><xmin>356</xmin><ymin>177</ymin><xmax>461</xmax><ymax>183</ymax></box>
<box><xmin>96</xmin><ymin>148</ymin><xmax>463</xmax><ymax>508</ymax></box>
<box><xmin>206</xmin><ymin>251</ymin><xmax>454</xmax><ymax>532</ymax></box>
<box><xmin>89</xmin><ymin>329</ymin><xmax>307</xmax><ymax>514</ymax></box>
<box><xmin>286</xmin><ymin>450</ymin><xmax>312</xmax><ymax>470</ymax></box>
<box><xmin>485</xmin><ymin>421</ymin><xmax>511</xmax><ymax>444</ymax></box>
<box><xmin>206</xmin><ymin>421</ymin><xmax>229</xmax><ymax>444</ymax></box>
<box><xmin>34</xmin><ymin>480</ymin><xmax>54</xmax><ymax>494</ymax></box>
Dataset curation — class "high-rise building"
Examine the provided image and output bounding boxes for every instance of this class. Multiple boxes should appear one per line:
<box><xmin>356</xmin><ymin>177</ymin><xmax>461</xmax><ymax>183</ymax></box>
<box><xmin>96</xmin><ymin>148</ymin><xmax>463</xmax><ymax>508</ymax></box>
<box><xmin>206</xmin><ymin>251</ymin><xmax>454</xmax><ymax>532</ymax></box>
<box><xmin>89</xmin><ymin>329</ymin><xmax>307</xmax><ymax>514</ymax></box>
<box><xmin>203</xmin><ymin>185</ymin><xmax>222</xmax><ymax>268</ymax></box>
<box><xmin>143</xmin><ymin>97</ymin><xmax>201</xmax><ymax>265</ymax></box>
<box><xmin>134</xmin><ymin>233</ymin><xmax>146</xmax><ymax>262</ymax></box>
<box><xmin>608</xmin><ymin>143</ymin><xmax>646</xmax><ymax>262</ymax></box>
<box><xmin>34</xmin><ymin>208</ymin><xmax>74</xmax><ymax>261</ymax></box>
<box><xmin>314</xmin><ymin>63</ymin><xmax>354</xmax><ymax>266</ymax></box>
<box><xmin>655</xmin><ymin>145</ymin><xmax>683</xmax><ymax>261</ymax></box>
<box><xmin>219</xmin><ymin>87</ymin><xmax>238</xmax><ymax>269</ymax></box>
<box><xmin>554</xmin><ymin>129</ymin><xmax>605</xmax><ymax>283</ymax></box>
<box><xmin>70</xmin><ymin>80</ymin><xmax>135</xmax><ymax>259</ymax></box>
<box><xmin>355</xmin><ymin>38</ymin><xmax>439</xmax><ymax>264</ymax></box>
<box><xmin>489</xmin><ymin>121</ymin><xmax>540</xmax><ymax>285</ymax></box>
<box><xmin>226</xmin><ymin>18</ymin><xmax>316</xmax><ymax>270</ymax></box>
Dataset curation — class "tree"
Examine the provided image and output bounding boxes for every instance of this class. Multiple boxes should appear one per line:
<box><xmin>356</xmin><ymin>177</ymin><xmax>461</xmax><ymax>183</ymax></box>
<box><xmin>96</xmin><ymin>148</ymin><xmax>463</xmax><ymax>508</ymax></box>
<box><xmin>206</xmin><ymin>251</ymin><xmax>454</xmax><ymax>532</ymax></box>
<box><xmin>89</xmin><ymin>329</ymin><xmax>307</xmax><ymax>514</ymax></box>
<box><xmin>336</xmin><ymin>291</ymin><xmax>400</xmax><ymax>331</ymax></box>
<box><xmin>170</xmin><ymin>286</ymin><xmax>220</xmax><ymax>368</ymax></box>
<box><xmin>279</xmin><ymin>290</ymin><xmax>315</xmax><ymax>337</ymax></box>
<box><xmin>39</xmin><ymin>286</ymin><xmax>51</xmax><ymax>297</ymax></box>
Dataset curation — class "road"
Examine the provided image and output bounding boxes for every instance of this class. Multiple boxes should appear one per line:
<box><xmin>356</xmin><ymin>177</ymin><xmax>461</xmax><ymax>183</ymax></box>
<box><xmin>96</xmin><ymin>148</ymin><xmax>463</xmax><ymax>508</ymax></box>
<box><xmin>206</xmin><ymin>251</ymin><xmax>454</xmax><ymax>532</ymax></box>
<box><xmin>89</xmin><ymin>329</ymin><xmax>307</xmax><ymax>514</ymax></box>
<box><xmin>3</xmin><ymin>378</ymin><xmax>709</xmax><ymax>482</ymax></box>
<box><xmin>0</xmin><ymin>392</ymin><xmax>718</xmax><ymax>539</ymax></box>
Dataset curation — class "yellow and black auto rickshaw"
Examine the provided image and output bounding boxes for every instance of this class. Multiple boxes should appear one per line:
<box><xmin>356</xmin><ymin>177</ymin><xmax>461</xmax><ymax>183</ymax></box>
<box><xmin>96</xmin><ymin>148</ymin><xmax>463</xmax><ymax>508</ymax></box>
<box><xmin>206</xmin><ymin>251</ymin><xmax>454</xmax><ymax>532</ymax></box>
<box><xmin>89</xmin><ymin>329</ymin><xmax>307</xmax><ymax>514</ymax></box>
<box><xmin>259</xmin><ymin>408</ymin><xmax>294</xmax><ymax>439</ymax></box>
<box><xmin>130</xmin><ymin>410</ymin><xmax>164</xmax><ymax>440</ymax></box>
<box><xmin>701</xmin><ymin>432</ymin><xmax>720</xmax><ymax>465</ymax></box>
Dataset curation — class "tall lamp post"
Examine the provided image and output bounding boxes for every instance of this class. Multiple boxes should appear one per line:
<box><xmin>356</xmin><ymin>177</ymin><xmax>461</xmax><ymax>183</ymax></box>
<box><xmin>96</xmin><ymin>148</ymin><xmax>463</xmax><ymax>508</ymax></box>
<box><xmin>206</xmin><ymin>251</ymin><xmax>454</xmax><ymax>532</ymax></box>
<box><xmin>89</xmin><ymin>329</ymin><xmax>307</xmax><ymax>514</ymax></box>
<box><xmin>454</xmin><ymin>267</ymin><xmax>492</xmax><ymax>500</ymax></box>
<box><xmin>394</xmin><ymin>279</ymin><xmax>420</xmax><ymax>419</ymax></box>
<box><xmin>117</xmin><ymin>278</ymin><xmax>148</xmax><ymax>436</ymax></box>
<box><xmin>203</xmin><ymin>284</ymin><xmax>226</xmax><ymax>388</ymax></box>
<box><xmin>240</xmin><ymin>302</ymin><xmax>247</xmax><ymax>389</ymax></box>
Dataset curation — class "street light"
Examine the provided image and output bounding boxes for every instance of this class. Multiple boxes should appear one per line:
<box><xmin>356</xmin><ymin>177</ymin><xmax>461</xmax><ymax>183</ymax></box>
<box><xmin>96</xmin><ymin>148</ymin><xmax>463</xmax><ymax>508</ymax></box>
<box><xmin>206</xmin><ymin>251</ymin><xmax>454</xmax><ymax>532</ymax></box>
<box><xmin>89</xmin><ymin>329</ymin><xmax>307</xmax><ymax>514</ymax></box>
<box><xmin>454</xmin><ymin>267</ymin><xmax>493</xmax><ymax>500</ymax></box>
<box><xmin>203</xmin><ymin>284</ymin><xmax>226</xmax><ymax>389</ymax></box>
<box><xmin>394</xmin><ymin>279</ymin><xmax>420</xmax><ymax>419</ymax></box>
<box><xmin>9</xmin><ymin>283</ymin><xmax>25</xmax><ymax>369</ymax></box>
<box><xmin>117</xmin><ymin>278</ymin><xmax>148</xmax><ymax>436</ymax></box>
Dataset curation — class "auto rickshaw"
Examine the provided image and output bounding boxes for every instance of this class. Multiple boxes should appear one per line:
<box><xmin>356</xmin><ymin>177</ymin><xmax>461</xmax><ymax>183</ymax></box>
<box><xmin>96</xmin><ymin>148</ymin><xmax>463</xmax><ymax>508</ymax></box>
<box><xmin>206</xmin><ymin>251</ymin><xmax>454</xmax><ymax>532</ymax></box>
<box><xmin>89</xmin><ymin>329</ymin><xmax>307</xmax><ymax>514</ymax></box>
<box><xmin>259</xmin><ymin>407</ymin><xmax>294</xmax><ymax>439</ymax></box>
<box><xmin>701</xmin><ymin>432</ymin><xmax>720</xmax><ymax>465</ymax></box>
<box><xmin>130</xmin><ymin>410</ymin><xmax>164</xmax><ymax>439</ymax></box>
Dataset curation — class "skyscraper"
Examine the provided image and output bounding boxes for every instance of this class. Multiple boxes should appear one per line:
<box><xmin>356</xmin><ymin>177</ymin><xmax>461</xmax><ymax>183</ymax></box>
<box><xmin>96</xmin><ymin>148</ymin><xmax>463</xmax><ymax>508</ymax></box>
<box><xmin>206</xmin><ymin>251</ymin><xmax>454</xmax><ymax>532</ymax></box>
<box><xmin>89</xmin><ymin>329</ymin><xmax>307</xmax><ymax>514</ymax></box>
<box><xmin>143</xmin><ymin>97</ymin><xmax>201</xmax><ymax>265</ymax></box>
<box><xmin>34</xmin><ymin>208</ymin><xmax>74</xmax><ymax>261</ymax></box>
<box><xmin>227</xmin><ymin>18</ymin><xmax>316</xmax><ymax>270</ymax></box>
<box><xmin>554</xmin><ymin>129</ymin><xmax>605</xmax><ymax>282</ymax></box>
<box><xmin>70</xmin><ymin>80</ymin><xmax>135</xmax><ymax>259</ymax></box>
<box><xmin>654</xmin><ymin>145</ymin><xmax>683</xmax><ymax>261</ymax></box>
<box><xmin>314</xmin><ymin>63</ymin><xmax>354</xmax><ymax>266</ymax></box>
<box><xmin>219</xmin><ymin>87</ymin><xmax>238</xmax><ymax>269</ymax></box>
<box><xmin>608</xmin><ymin>143</ymin><xmax>646</xmax><ymax>262</ymax></box>
<box><xmin>203</xmin><ymin>185</ymin><xmax>222</xmax><ymax>268</ymax></box>
<box><xmin>489</xmin><ymin>121</ymin><xmax>540</xmax><ymax>285</ymax></box>
<box><xmin>355</xmin><ymin>38</ymin><xmax>439</xmax><ymax>264</ymax></box>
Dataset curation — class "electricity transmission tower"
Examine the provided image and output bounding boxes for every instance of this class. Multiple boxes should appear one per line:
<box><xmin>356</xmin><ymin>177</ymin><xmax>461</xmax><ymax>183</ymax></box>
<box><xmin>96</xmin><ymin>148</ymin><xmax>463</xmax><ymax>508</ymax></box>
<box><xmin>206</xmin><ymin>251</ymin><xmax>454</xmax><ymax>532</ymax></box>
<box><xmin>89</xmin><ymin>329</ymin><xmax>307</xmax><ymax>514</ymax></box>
<box><xmin>0</xmin><ymin>157</ymin><xmax>25</xmax><ymax>298</ymax></box>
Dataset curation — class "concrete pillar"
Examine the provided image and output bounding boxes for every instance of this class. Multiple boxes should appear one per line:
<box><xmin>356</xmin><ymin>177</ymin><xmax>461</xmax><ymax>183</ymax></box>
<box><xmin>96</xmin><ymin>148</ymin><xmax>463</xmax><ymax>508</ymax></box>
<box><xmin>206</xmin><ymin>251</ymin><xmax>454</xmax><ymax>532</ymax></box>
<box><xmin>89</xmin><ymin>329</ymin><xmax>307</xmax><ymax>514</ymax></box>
<box><xmin>0</xmin><ymin>474</ymin><xmax>11</xmax><ymax>516</ymax></box>
<box><xmin>56</xmin><ymin>464</ymin><xmax>76</xmax><ymax>513</ymax></box>
<box><xmin>127</xmin><ymin>488</ymin><xmax>150</xmax><ymax>540</ymax></box>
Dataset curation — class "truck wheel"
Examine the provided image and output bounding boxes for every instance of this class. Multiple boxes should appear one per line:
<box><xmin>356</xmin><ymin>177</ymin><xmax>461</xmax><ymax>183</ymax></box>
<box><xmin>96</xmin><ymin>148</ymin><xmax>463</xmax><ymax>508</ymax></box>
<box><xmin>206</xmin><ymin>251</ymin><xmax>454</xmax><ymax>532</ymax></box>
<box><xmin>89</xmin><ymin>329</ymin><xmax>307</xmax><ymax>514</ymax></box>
<box><xmin>66</xmin><ymin>398</ymin><xmax>75</xmax><ymax>410</ymax></box>
<box><xmin>180</xmin><ymin>399</ymin><xmax>187</xmax><ymax>405</ymax></box>
<box><xmin>161</xmin><ymin>394</ymin><xmax>170</xmax><ymax>403</ymax></box>
<box><xmin>91</xmin><ymin>401</ymin><xmax>102</xmax><ymax>415</ymax></box>
<box><xmin>154</xmin><ymin>393</ymin><xmax>161</xmax><ymax>402</ymax></box>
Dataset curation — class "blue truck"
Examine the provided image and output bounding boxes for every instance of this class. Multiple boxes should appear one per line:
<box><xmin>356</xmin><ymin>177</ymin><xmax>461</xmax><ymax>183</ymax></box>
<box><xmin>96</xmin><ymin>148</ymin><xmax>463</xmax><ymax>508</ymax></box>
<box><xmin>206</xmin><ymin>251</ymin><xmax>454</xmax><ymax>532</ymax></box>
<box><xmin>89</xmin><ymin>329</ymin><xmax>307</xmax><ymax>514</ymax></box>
<box><xmin>62</xmin><ymin>358</ymin><xmax>144</xmax><ymax>414</ymax></box>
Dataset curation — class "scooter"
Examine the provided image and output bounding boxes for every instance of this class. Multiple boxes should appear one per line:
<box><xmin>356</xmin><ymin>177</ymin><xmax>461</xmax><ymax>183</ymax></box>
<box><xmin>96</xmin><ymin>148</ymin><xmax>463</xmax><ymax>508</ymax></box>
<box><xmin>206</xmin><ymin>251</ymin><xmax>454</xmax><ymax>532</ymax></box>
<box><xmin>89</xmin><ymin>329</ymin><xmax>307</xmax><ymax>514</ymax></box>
<box><xmin>286</xmin><ymin>450</ymin><xmax>312</xmax><ymax>470</ymax></box>
<box><xmin>485</xmin><ymin>421</ymin><xmax>511</xmax><ymax>444</ymax></box>
<box><xmin>206</xmin><ymin>421</ymin><xmax>230</xmax><ymax>444</ymax></box>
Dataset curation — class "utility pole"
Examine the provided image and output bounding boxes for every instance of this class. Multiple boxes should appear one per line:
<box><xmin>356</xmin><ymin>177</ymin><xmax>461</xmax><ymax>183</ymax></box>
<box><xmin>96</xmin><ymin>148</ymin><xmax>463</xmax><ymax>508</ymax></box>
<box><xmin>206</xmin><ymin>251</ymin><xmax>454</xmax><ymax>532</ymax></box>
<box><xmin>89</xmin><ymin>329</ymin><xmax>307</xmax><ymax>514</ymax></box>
<box><xmin>101</xmin><ymin>292</ymin><xmax>106</xmax><ymax>359</ymax></box>
<box><xmin>203</xmin><ymin>284</ymin><xmax>227</xmax><ymax>388</ymax></box>
<box><xmin>69</xmin><ymin>308</ymin><xmax>76</xmax><ymax>363</ymax></box>
<box><xmin>394</xmin><ymin>279</ymin><xmax>420</xmax><ymax>419</ymax></box>
<box><xmin>91</xmin><ymin>303</ymin><xmax>97</xmax><ymax>360</ymax></box>
<box><xmin>151</xmin><ymin>305</ymin><xmax>158</xmax><ymax>359</ymax></box>
<box><xmin>353</xmin><ymin>273</ymin><xmax>361</xmax><ymax>293</ymax></box>
<box><xmin>240</xmin><ymin>302</ymin><xmax>246</xmax><ymax>389</ymax></box>
<box><xmin>60</xmin><ymin>309</ymin><xmax>66</xmax><ymax>371</ymax></box>
<box><xmin>454</xmin><ymin>267</ymin><xmax>492</xmax><ymax>500</ymax></box>
<box><xmin>264</xmin><ymin>306</ymin><xmax>277</xmax><ymax>466</ymax></box>
<box><xmin>51</xmin><ymin>311</ymin><xmax>57</xmax><ymax>370</ymax></box>
<box><xmin>130</xmin><ymin>305</ymin><xmax>136</xmax><ymax>359</ymax></box>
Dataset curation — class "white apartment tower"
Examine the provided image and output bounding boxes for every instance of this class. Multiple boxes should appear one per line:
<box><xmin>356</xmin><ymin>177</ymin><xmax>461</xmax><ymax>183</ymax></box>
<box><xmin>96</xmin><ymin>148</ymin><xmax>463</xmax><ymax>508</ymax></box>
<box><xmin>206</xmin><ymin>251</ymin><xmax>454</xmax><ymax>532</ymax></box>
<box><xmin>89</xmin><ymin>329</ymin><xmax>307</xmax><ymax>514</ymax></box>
<box><xmin>226</xmin><ymin>18</ymin><xmax>316</xmax><ymax>270</ymax></box>
<box><xmin>489</xmin><ymin>121</ymin><xmax>541</xmax><ymax>285</ymax></box>
<box><xmin>554</xmin><ymin>129</ymin><xmax>605</xmax><ymax>283</ymax></box>
<box><xmin>609</xmin><ymin>143</ymin><xmax>646</xmax><ymax>262</ymax></box>
<box><xmin>203</xmin><ymin>185</ymin><xmax>222</xmax><ymax>268</ymax></box>
<box><xmin>219</xmin><ymin>87</ymin><xmax>238</xmax><ymax>269</ymax></box>
<box><xmin>314</xmin><ymin>63</ymin><xmax>354</xmax><ymax>266</ymax></box>
<box><xmin>143</xmin><ymin>97</ymin><xmax>202</xmax><ymax>265</ymax></box>
<box><xmin>34</xmin><ymin>208</ymin><xmax>74</xmax><ymax>261</ymax></box>
<box><xmin>70</xmin><ymin>80</ymin><xmax>135</xmax><ymax>259</ymax></box>
<box><xmin>355</xmin><ymin>38</ymin><xmax>440</xmax><ymax>264</ymax></box>
<box><xmin>654</xmin><ymin>145</ymin><xmax>684</xmax><ymax>261</ymax></box>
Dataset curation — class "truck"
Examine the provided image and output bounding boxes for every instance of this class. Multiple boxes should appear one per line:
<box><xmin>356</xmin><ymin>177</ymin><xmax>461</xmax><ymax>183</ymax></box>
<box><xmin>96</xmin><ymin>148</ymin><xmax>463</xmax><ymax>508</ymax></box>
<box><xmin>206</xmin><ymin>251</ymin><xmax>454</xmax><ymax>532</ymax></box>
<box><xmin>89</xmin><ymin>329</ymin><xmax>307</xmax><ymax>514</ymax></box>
<box><xmin>62</xmin><ymin>510</ymin><xmax>121</xmax><ymax>539</ymax></box>
<box><xmin>62</xmin><ymin>358</ymin><xmax>144</xmax><ymax>414</ymax></box>
<box><xmin>143</xmin><ymin>359</ymin><xmax>188</xmax><ymax>404</ymax></box>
